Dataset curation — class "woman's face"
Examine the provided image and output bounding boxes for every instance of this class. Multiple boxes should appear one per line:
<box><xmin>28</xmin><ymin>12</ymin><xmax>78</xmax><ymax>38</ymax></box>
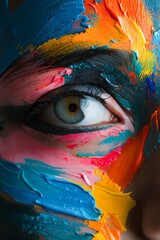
<box><xmin>0</xmin><ymin>0</ymin><xmax>159</xmax><ymax>239</ymax></box>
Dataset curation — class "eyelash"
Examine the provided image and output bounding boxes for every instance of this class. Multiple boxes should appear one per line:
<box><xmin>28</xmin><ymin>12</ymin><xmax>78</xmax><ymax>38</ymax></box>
<box><xmin>21</xmin><ymin>85</ymin><xmax>120</xmax><ymax>135</ymax></box>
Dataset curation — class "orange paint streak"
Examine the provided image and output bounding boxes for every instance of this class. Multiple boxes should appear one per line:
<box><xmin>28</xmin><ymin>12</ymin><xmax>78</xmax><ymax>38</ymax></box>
<box><xmin>39</xmin><ymin>0</ymin><xmax>155</xmax><ymax>77</ymax></box>
<box><xmin>87</xmin><ymin>213</ymin><xmax>122</xmax><ymax>240</ymax></box>
<box><xmin>74</xmin><ymin>0</ymin><xmax>130</xmax><ymax>51</ymax></box>
<box><xmin>107</xmin><ymin>125</ymin><xmax>149</xmax><ymax>190</ymax></box>
<box><xmin>84</xmin><ymin>0</ymin><xmax>153</xmax><ymax>44</ymax></box>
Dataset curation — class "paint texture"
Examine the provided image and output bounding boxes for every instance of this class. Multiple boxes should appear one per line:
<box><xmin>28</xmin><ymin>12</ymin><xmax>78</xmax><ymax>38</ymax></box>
<box><xmin>0</xmin><ymin>0</ymin><xmax>159</xmax><ymax>239</ymax></box>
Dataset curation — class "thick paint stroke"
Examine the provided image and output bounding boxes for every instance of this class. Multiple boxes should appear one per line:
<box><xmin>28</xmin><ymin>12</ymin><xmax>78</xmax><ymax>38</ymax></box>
<box><xmin>15</xmin><ymin>211</ymin><xmax>94</xmax><ymax>240</ymax></box>
<box><xmin>38</xmin><ymin>0</ymin><xmax>155</xmax><ymax>78</ymax></box>
<box><xmin>108</xmin><ymin>125</ymin><xmax>149</xmax><ymax>189</ymax></box>
<box><xmin>0</xmin><ymin>158</ymin><xmax>135</xmax><ymax>239</ymax></box>
<box><xmin>0</xmin><ymin>0</ymin><xmax>87</xmax><ymax>75</ymax></box>
<box><xmin>0</xmin><ymin>159</ymin><xmax>101</xmax><ymax>220</ymax></box>
<box><xmin>0</xmin><ymin>0</ymin><xmax>157</xmax><ymax>79</ymax></box>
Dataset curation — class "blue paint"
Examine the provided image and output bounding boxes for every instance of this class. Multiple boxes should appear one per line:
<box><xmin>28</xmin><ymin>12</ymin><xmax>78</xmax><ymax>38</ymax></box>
<box><xmin>130</xmin><ymin>51</ymin><xmax>143</xmax><ymax>77</ymax></box>
<box><xmin>98</xmin><ymin>130</ymin><xmax>133</xmax><ymax>145</ymax></box>
<box><xmin>153</xmin><ymin>29</ymin><xmax>160</xmax><ymax>70</ymax></box>
<box><xmin>0</xmin><ymin>159</ymin><xmax>101</xmax><ymax>221</ymax></box>
<box><xmin>19</xmin><ymin>212</ymin><xmax>94</xmax><ymax>239</ymax></box>
<box><xmin>144</xmin><ymin>0</ymin><xmax>160</xmax><ymax>29</ymax></box>
<box><xmin>0</xmin><ymin>0</ymin><xmax>88</xmax><ymax>75</ymax></box>
<box><xmin>77</xmin><ymin>151</ymin><xmax>107</xmax><ymax>157</ymax></box>
<box><xmin>145</xmin><ymin>73</ymin><xmax>156</xmax><ymax>94</ymax></box>
<box><xmin>80</xmin><ymin>16</ymin><xmax>91</xmax><ymax>28</ymax></box>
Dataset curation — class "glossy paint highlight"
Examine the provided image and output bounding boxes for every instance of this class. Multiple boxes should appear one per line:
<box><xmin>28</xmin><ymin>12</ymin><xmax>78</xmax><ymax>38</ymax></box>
<box><xmin>0</xmin><ymin>159</ymin><xmax>101</xmax><ymax>220</ymax></box>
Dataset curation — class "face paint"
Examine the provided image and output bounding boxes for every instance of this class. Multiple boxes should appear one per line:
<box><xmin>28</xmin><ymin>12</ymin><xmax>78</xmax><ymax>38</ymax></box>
<box><xmin>0</xmin><ymin>0</ymin><xmax>159</xmax><ymax>239</ymax></box>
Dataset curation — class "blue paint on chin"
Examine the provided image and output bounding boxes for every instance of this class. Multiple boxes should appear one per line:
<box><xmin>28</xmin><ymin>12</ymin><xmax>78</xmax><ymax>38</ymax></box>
<box><xmin>0</xmin><ymin>0</ymin><xmax>88</xmax><ymax>75</ymax></box>
<box><xmin>0</xmin><ymin>159</ymin><xmax>101</xmax><ymax>221</ymax></box>
<box><xmin>19</xmin><ymin>211</ymin><xmax>94</xmax><ymax>239</ymax></box>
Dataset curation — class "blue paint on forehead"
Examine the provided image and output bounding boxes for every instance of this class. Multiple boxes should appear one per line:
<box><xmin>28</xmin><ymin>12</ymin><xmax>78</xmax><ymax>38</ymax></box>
<box><xmin>143</xmin><ymin>0</ymin><xmax>160</xmax><ymax>30</ymax></box>
<box><xmin>0</xmin><ymin>0</ymin><xmax>87</xmax><ymax>75</ymax></box>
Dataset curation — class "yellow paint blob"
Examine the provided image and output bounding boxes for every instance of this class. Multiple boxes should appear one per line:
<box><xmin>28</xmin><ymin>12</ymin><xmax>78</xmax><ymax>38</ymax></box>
<box><xmin>86</xmin><ymin>169</ymin><xmax>135</xmax><ymax>239</ymax></box>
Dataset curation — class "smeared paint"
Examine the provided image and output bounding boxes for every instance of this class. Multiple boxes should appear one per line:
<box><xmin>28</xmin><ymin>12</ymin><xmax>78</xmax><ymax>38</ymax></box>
<box><xmin>98</xmin><ymin>129</ymin><xmax>132</xmax><ymax>145</ymax></box>
<box><xmin>0</xmin><ymin>156</ymin><xmax>137</xmax><ymax>239</ymax></box>
<box><xmin>0</xmin><ymin>157</ymin><xmax>135</xmax><ymax>240</ymax></box>
<box><xmin>0</xmin><ymin>198</ymin><xmax>95</xmax><ymax>239</ymax></box>
<box><xmin>145</xmin><ymin>73</ymin><xmax>156</xmax><ymax>95</ymax></box>
<box><xmin>0</xmin><ymin>159</ymin><xmax>101</xmax><ymax>220</ymax></box>
<box><xmin>77</xmin><ymin>169</ymin><xmax>135</xmax><ymax>239</ymax></box>
<box><xmin>108</xmin><ymin>125</ymin><xmax>149</xmax><ymax>189</ymax></box>
<box><xmin>0</xmin><ymin>0</ymin><xmax>87</xmax><ymax>75</ymax></box>
<box><xmin>38</xmin><ymin>0</ymin><xmax>155</xmax><ymax>79</ymax></box>
<box><xmin>0</xmin><ymin>68</ymin><xmax>72</xmax><ymax>106</ymax></box>
<box><xmin>20</xmin><ymin>212</ymin><xmax>94</xmax><ymax>240</ymax></box>
<box><xmin>0</xmin><ymin>0</ymin><xmax>156</xmax><ymax>79</ymax></box>
<box><xmin>0</xmin><ymin>0</ymin><xmax>159</xmax><ymax>239</ymax></box>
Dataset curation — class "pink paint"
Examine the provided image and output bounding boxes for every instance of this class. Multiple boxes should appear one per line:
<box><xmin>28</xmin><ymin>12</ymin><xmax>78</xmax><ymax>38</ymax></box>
<box><xmin>0</xmin><ymin>120</ymin><xmax>133</xmax><ymax>187</ymax></box>
<box><xmin>0</xmin><ymin>68</ymin><xmax>72</xmax><ymax>106</ymax></box>
<box><xmin>0</xmin><ymin>127</ymin><xmax>100</xmax><ymax>186</ymax></box>
<box><xmin>0</xmin><ymin>69</ymin><xmax>135</xmax><ymax>187</ymax></box>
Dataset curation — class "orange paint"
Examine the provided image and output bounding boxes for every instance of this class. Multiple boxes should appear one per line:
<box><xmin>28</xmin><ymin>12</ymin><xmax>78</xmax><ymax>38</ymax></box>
<box><xmin>39</xmin><ymin>0</ymin><xmax>155</xmax><ymax>78</ymax></box>
<box><xmin>107</xmin><ymin>125</ymin><xmax>149</xmax><ymax>190</ymax></box>
<box><xmin>87</xmin><ymin>213</ymin><xmax>122</xmax><ymax>240</ymax></box>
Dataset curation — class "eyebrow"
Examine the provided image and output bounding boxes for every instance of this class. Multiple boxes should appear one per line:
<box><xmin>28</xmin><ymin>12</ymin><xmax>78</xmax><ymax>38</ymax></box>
<box><xmin>0</xmin><ymin>48</ymin><xmax>139</xmax><ymax>113</ymax></box>
<box><xmin>53</xmin><ymin>48</ymin><xmax>132</xmax><ymax>68</ymax></box>
<box><xmin>1</xmin><ymin>48</ymin><xmax>132</xmax><ymax>86</ymax></box>
<box><xmin>0</xmin><ymin>48</ymin><xmax>156</xmax><ymax>134</ymax></box>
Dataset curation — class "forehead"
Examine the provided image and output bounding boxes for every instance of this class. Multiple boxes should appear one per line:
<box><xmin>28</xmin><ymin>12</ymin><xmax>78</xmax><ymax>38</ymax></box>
<box><xmin>0</xmin><ymin>0</ymin><xmax>155</xmax><ymax>77</ymax></box>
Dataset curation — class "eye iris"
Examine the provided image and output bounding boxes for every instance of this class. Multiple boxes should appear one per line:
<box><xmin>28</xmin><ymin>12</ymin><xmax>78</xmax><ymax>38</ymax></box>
<box><xmin>54</xmin><ymin>96</ymin><xmax>85</xmax><ymax>124</ymax></box>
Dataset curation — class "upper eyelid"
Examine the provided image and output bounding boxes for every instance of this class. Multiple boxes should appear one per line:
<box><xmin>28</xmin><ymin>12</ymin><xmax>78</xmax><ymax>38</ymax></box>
<box><xmin>37</xmin><ymin>84</ymin><xmax>106</xmax><ymax>102</ymax></box>
<box><xmin>0</xmin><ymin>84</ymin><xmax>107</xmax><ymax>120</ymax></box>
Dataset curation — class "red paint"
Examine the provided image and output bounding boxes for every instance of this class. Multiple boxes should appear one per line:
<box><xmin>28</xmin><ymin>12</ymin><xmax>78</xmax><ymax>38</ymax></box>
<box><xmin>66</xmin><ymin>144</ymin><xmax>78</xmax><ymax>149</ymax></box>
<box><xmin>90</xmin><ymin>147</ymin><xmax>122</xmax><ymax>169</ymax></box>
<box><xmin>128</xmin><ymin>71</ymin><xmax>137</xmax><ymax>85</ymax></box>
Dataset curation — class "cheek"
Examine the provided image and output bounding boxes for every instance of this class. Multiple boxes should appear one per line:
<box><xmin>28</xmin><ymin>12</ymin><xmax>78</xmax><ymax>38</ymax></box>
<box><xmin>0</xmin><ymin>123</ymin><xmax>134</xmax><ymax>187</ymax></box>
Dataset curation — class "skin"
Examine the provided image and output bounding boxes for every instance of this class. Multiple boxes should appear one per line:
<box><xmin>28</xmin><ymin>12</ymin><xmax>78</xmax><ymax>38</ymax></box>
<box><xmin>0</xmin><ymin>0</ymin><xmax>159</xmax><ymax>239</ymax></box>
<box><xmin>123</xmin><ymin>109</ymin><xmax>160</xmax><ymax>240</ymax></box>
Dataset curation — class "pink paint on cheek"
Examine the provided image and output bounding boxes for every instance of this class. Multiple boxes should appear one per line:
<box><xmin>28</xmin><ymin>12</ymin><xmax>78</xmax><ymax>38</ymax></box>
<box><xmin>54</xmin><ymin>127</ymin><xmax>123</xmax><ymax>147</ymax></box>
<box><xmin>0</xmin><ymin>128</ymin><xmax>100</xmax><ymax>186</ymax></box>
<box><xmin>0</xmin><ymin>68</ymin><xmax>72</xmax><ymax>105</ymax></box>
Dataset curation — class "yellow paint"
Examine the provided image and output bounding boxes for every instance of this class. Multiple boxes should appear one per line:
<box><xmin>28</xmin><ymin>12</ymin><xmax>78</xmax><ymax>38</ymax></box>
<box><xmin>36</xmin><ymin>0</ymin><xmax>155</xmax><ymax>79</ymax></box>
<box><xmin>86</xmin><ymin>169</ymin><xmax>135</xmax><ymax>239</ymax></box>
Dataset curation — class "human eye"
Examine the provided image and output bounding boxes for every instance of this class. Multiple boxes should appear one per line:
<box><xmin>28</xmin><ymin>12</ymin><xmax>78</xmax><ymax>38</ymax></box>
<box><xmin>22</xmin><ymin>85</ymin><xmax>122</xmax><ymax>135</ymax></box>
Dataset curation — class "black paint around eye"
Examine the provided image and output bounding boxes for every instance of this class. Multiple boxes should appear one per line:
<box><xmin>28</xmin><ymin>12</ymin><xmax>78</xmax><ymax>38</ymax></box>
<box><xmin>1</xmin><ymin>84</ymin><xmax>115</xmax><ymax>135</ymax></box>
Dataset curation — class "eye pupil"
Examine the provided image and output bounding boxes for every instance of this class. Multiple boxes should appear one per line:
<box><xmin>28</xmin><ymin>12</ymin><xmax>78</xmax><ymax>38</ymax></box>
<box><xmin>68</xmin><ymin>103</ymin><xmax>77</xmax><ymax>112</ymax></box>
